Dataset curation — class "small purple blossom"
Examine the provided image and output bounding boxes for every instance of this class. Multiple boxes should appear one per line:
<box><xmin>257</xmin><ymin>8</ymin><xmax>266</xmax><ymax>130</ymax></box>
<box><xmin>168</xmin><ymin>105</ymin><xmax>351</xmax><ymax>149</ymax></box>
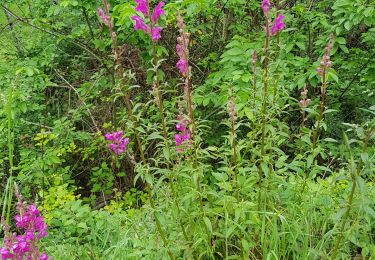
<box><xmin>131</xmin><ymin>16</ymin><xmax>149</xmax><ymax>33</ymax></box>
<box><xmin>0</xmin><ymin>247</ymin><xmax>13</xmax><ymax>259</ymax></box>
<box><xmin>176</xmin><ymin>59</ymin><xmax>189</xmax><ymax>75</ymax></box>
<box><xmin>135</xmin><ymin>0</ymin><xmax>149</xmax><ymax>16</ymax></box>
<box><xmin>40</xmin><ymin>252</ymin><xmax>49</xmax><ymax>260</ymax></box>
<box><xmin>105</xmin><ymin>131</ymin><xmax>130</xmax><ymax>155</ymax></box>
<box><xmin>176</xmin><ymin>15</ymin><xmax>190</xmax><ymax>77</ymax></box>
<box><xmin>151</xmin><ymin>2</ymin><xmax>165</xmax><ymax>23</ymax></box>
<box><xmin>131</xmin><ymin>0</ymin><xmax>165</xmax><ymax>42</ymax></box>
<box><xmin>174</xmin><ymin>103</ymin><xmax>191</xmax><ymax>153</ymax></box>
<box><xmin>270</xmin><ymin>15</ymin><xmax>285</xmax><ymax>35</ymax></box>
<box><xmin>1</xmin><ymin>200</ymin><xmax>49</xmax><ymax>260</ymax></box>
<box><xmin>261</xmin><ymin>0</ymin><xmax>271</xmax><ymax>14</ymax></box>
<box><xmin>97</xmin><ymin>8</ymin><xmax>110</xmax><ymax>26</ymax></box>
<box><xmin>151</xmin><ymin>27</ymin><xmax>163</xmax><ymax>41</ymax></box>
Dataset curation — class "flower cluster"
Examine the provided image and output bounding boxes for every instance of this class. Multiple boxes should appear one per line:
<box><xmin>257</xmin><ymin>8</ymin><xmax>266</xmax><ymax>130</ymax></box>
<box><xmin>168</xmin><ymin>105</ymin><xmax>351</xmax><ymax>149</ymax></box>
<box><xmin>105</xmin><ymin>131</ymin><xmax>130</xmax><ymax>155</ymax></box>
<box><xmin>261</xmin><ymin>1</ymin><xmax>286</xmax><ymax>36</ymax></box>
<box><xmin>131</xmin><ymin>0</ymin><xmax>165</xmax><ymax>42</ymax></box>
<box><xmin>174</xmin><ymin>101</ymin><xmax>191</xmax><ymax>152</ymax></box>
<box><xmin>270</xmin><ymin>15</ymin><xmax>285</xmax><ymax>35</ymax></box>
<box><xmin>97</xmin><ymin>7</ymin><xmax>110</xmax><ymax>27</ymax></box>
<box><xmin>299</xmin><ymin>86</ymin><xmax>311</xmax><ymax>108</ymax></box>
<box><xmin>176</xmin><ymin>14</ymin><xmax>190</xmax><ymax>77</ymax></box>
<box><xmin>228</xmin><ymin>95</ymin><xmax>237</xmax><ymax>124</ymax></box>
<box><xmin>317</xmin><ymin>33</ymin><xmax>334</xmax><ymax>77</ymax></box>
<box><xmin>261</xmin><ymin>0</ymin><xmax>271</xmax><ymax>14</ymax></box>
<box><xmin>1</xmin><ymin>199</ymin><xmax>48</xmax><ymax>260</ymax></box>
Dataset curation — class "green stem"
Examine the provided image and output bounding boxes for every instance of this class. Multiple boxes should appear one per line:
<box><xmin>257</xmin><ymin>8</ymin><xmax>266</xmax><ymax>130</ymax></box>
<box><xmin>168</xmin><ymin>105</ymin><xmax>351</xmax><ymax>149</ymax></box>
<box><xmin>5</xmin><ymin>85</ymin><xmax>14</xmax><ymax>225</ymax></box>
<box><xmin>331</xmin><ymin>129</ymin><xmax>372</xmax><ymax>258</ymax></box>
<box><xmin>258</xmin><ymin>14</ymin><xmax>270</xmax><ymax>211</ymax></box>
<box><xmin>231</xmin><ymin>119</ymin><xmax>239</xmax><ymax>201</ymax></box>
<box><xmin>147</xmin><ymin>185</ymin><xmax>175</xmax><ymax>260</ymax></box>
<box><xmin>151</xmin><ymin>41</ymin><xmax>170</xmax><ymax>153</ymax></box>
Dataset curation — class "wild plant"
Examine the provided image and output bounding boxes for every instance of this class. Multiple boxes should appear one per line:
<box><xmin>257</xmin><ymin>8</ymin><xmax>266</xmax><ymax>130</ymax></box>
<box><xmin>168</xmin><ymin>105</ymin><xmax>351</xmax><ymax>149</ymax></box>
<box><xmin>1</xmin><ymin>188</ymin><xmax>49</xmax><ymax>260</ymax></box>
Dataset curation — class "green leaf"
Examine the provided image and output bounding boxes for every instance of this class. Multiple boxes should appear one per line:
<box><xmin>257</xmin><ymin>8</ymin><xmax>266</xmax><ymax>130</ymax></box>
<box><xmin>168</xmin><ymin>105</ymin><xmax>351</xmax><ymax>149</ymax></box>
<box><xmin>203</xmin><ymin>217</ymin><xmax>212</xmax><ymax>234</ymax></box>
<box><xmin>147</xmin><ymin>132</ymin><xmax>164</xmax><ymax>141</ymax></box>
<box><xmin>162</xmin><ymin>146</ymin><xmax>170</xmax><ymax>161</ymax></box>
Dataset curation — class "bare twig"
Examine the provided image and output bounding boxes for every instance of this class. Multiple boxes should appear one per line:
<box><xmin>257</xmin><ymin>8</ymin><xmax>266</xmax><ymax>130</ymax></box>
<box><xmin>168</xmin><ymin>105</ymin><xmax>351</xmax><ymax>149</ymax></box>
<box><xmin>53</xmin><ymin>69</ymin><xmax>100</xmax><ymax>132</ymax></box>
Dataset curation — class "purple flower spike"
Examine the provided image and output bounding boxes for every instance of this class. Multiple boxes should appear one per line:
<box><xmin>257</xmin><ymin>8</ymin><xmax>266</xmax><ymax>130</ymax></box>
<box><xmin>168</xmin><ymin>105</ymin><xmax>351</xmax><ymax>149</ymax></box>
<box><xmin>1</xmin><ymin>201</ymin><xmax>49</xmax><ymax>260</ymax></box>
<box><xmin>176</xmin><ymin>59</ymin><xmax>189</xmax><ymax>75</ymax></box>
<box><xmin>131</xmin><ymin>16</ymin><xmax>149</xmax><ymax>33</ymax></box>
<box><xmin>151</xmin><ymin>27</ymin><xmax>163</xmax><ymax>41</ymax></box>
<box><xmin>151</xmin><ymin>2</ymin><xmax>165</xmax><ymax>23</ymax></box>
<box><xmin>271</xmin><ymin>15</ymin><xmax>286</xmax><ymax>35</ymax></box>
<box><xmin>105</xmin><ymin>131</ymin><xmax>130</xmax><ymax>155</ymax></box>
<box><xmin>97</xmin><ymin>8</ymin><xmax>110</xmax><ymax>26</ymax></box>
<box><xmin>135</xmin><ymin>0</ymin><xmax>149</xmax><ymax>16</ymax></box>
<box><xmin>0</xmin><ymin>248</ymin><xmax>13</xmax><ymax>259</ymax></box>
<box><xmin>174</xmin><ymin>108</ymin><xmax>192</xmax><ymax>152</ymax></box>
<box><xmin>261</xmin><ymin>0</ymin><xmax>271</xmax><ymax>14</ymax></box>
<box><xmin>132</xmin><ymin>0</ymin><xmax>165</xmax><ymax>41</ymax></box>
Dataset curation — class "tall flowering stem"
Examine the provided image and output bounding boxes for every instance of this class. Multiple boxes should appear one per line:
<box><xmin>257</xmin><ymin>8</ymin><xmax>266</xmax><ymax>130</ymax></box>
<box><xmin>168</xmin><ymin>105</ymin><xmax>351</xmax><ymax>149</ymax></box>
<box><xmin>176</xmin><ymin>13</ymin><xmax>196</xmax><ymax>139</ymax></box>
<box><xmin>228</xmin><ymin>88</ymin><xmax>239</xmax><ymax>200</ymax></box>
<box><xmin>252</xmin><ymin>50</ymin><xmax>258</xmax><ymax>104</ymax></box>
<box><xmin>98</xmin><ymin>0</ymin><xmax>146</xmax><ymax>164</ymax></box>
<box><xmin>312</xmin><ymin>33</ymin><xmax>334</xmax><ymax>150</ymax></box>
<box><xmin>131</xmin><ymin>2</ymin><xmax>173</xmax><ymax>259</ymax></box>
<box><xmin>174</xmin><ymin>101</ymin><xmax>192</xmax><ymax>153</ymax></box>
<box><xmin>272</xmin><ymin>0</ymin><xmax>283</xmax><ymax>99</ymax></box>
<box><xmin>257</xmin><ymin>0</ymin><xmax>286</xmax><ymax>210</ymax></box>
<box><xmin>1</xmin><ymin>191</ymin><xmax>49</xmax><ymax>260</ymax></box>
<box><xmin>258</xmin><ymin>0</ymin><xmax>272</xmax><ymax>211</ymax></box>
<box><xmin>131</xmin><ymin>0</ymin><xmax>169</xmax><ymax>146</ymax></box>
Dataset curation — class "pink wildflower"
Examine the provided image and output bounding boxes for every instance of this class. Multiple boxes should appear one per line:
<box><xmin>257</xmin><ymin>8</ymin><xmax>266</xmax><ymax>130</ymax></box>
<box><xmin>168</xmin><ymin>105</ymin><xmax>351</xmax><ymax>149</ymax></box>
<box><xmin>270</xmin><ymin>15</ymin><xmax>285</xmax><ymax>35</ymax></box>
<box><xmin>97</xmin><ymin>8</ymin><xmax>110</xmax><ymax>27</ymax></box>
<box><xmin>151</xmin><ymin>2</ymin><xmax>165</xmax><ymax>23</ymax></box>
<box><xmin>151</xmin><ymin>27</ymin><xmax>163</xmax><ymax>41</ymax></box>
<box><xmin>135</xmin><ymin>0</ymin><xmax>149</xmax><ymax>16</ymax></box>
<box><xmin>131</xmin><ymin>0</ymin><xmax>165</xmax><ymax>42</ymax></box>
<box><xmin>105</xmin><ymin>131</ymin><xmax>130</xmax><ymax>155</ymax></box>
<box><xmin>176</xmin><ymin>59</ymin><xmax>189</xmax><ymax>75</ymax></box>
<box><xmin>174</xmin><ymin>101</ymin><xmax>191</xmax><ymax>152</ymax></box>
<box><xmin>176</xmin><ymin>14</ymin><xmax>190</xmax><ymax>77</ymax></box>
<box><xmin>261</xmin><ymin>0</ymin><xmax>271</xmax><ymax>14</ymax></box>
<box><xmin>131</xmin><ymin>16</ymin><xmax>149</xmax><ymax>33</ymax></box>
<box><xmin>1</xmin><ymin>200</ymin><xmax>49</xmax><ymax>260</ymax></box>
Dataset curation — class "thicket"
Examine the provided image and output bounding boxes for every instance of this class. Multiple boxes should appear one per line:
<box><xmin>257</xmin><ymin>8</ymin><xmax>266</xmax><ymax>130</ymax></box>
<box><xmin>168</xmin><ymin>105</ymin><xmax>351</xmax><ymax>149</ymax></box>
<box><xmin>0</xmin><ymin>0</ymin><xmax>374</xmax><ymax>259</ymax></box>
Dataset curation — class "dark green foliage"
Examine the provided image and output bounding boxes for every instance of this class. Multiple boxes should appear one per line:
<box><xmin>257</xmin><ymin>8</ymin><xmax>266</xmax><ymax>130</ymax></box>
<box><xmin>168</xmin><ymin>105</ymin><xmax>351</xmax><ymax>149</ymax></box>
<box><xmin>0</xmin><ymin>0</ymin><xmax>374</xmax><ymax>259</ymax></box>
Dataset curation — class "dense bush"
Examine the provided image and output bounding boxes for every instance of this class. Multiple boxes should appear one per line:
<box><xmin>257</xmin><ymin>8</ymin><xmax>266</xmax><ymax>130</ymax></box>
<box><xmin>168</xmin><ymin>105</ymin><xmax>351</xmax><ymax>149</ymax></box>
<box><xmin>1</xmin><ymin>0</ymin><xmax>374</xmax><ymax>259</ymax></box>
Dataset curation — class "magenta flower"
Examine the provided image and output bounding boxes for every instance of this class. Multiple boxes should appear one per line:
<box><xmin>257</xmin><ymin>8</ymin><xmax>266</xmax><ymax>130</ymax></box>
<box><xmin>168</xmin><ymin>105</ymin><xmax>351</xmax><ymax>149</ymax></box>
<box><xmin>174</xmin><ymin>110</ymin><xmax>191</xmax><ymax>152</ymax></box>
<box><xmin>105</xmin><ymin>131</ymin><xmax>130</xmax><ymax>155</ymax></box>
<box><xmin>151</xmin><ymin>2</ymin><xmax>165</xmax><ymax>23</ymax></box>
<box><xmin>1</xmin><ymin>202</ymin><xmax>49</xmax><ymax>260</ymax></box>
<box><xmin>131</xmin><ymin>0</ymin><xmax>165</xmax><ymax>42</ymax></box>
<box><xmin>0</xmin><ymin>248</ymin><xmax>13</xmax><ymax>259</ymax></box>
<box><xmin>270</xmin><ymin>15</ymin><xmax>285</xmax><ymax>35</ymax></box>
<box><xmin>261</xmin><ymin>0</ymin><xmax>271</xmax><ymax>14</ymax></box>
<box><xmin>176</xmin><ymin>59</ymin><xmax>189</xmax><ymax>75</ymax></box>
<box><xmin>135</xmin><ymin>0</ymin><xmax>149</xmax><ymax>16</ymax></box>
<box><xmin>174</xmin><ymin>130</ymin><xmax>191</xmax><ymax>153</ymax></box>
<box><xmin>151</xmin><ymin>27</ymin><xmax>163</xmax><ymax>41</ymax></box>
<box><xmin>176</xmin><ymin>15</ymin><xmax>190</xmax><ymax>77</ymax></box>
<box><xmin>40</xmin><ymin>252</ymin><xmax>49</xmax><ymax>260</ymax></box>
<box><xmin>131</xmin><ymin>16</ymin><xmax>149</xmax><ymax>33</ymax></box>
<box><xmin>176</xmin><ymin>44</ymin><xmax>184</xmax><ymax>57</ymax></box>
<box><xmin>97</xmin><ymin>8</ymin><xmax>110</xmax><ymax>26</ymax></box>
